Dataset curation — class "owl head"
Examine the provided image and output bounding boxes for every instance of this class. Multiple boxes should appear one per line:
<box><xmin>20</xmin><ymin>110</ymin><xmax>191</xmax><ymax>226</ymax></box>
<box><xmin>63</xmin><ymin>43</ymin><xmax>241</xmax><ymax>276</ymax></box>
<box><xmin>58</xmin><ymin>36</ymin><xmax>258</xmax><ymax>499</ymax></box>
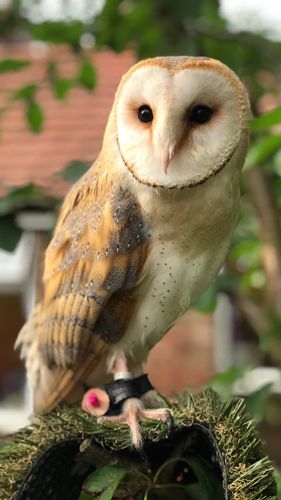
<box><xmin>104</xmin><ymin>56</ymin><xmax>251</xmax><ymax>189</ymax></box>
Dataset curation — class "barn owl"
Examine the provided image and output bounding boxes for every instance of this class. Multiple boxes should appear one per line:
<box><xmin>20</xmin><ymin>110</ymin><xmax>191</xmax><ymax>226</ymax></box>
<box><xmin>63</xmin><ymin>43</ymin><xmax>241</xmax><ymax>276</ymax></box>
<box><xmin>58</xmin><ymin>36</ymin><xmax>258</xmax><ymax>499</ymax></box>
<box><xmin>16</xmin><ymin>56</ymin><xmax>250</xmax><ymax>448</ymax></box>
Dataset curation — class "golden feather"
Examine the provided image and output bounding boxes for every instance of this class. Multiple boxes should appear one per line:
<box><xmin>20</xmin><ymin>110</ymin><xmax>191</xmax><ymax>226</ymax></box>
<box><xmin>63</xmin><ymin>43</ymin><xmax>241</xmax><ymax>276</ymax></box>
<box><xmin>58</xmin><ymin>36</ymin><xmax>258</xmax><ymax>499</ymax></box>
<box><xmin>17</xmin><ymin>159</ymin><xmax>150</xmax><ymax>411</ymax></box>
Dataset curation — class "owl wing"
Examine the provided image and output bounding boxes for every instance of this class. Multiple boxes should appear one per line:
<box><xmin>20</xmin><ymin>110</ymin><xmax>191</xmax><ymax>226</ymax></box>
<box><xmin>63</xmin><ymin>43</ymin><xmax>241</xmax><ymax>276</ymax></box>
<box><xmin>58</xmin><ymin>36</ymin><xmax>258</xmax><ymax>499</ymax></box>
<box><xmin>17</xmin><ymin>163</ymin><xmax>150</xmax><ymax>411</ymax></box>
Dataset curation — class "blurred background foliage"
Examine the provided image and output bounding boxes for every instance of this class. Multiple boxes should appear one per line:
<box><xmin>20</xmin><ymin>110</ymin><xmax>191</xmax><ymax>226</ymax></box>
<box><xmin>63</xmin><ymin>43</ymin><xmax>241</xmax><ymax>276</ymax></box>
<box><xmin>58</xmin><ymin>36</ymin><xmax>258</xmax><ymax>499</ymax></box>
<box><xmin>1</xmin><ymin>0</ymin><xmax>281</xmax><ymax>421</ymax></box>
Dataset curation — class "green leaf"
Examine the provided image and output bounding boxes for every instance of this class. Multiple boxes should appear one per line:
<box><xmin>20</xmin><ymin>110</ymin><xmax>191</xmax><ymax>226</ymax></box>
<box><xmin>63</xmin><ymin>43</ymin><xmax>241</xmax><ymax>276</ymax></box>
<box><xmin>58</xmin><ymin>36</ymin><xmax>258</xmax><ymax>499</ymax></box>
<box><xmin>0</xmin><ymin>59</ymin><xmax>30</xmax><ymax>73</ymax></box>
<box><xmin>80</xmin><ymin>465</ymin><xmax>126</xmax><ymax>500</ymax></box>
<box><xmin>14</xmin><ymin>84</ymin><xmax>38</xmax><ymax>100</ymax></box>
<box><xmin>216</xmin><ymin>272</ymin><xmax>238</xmax><ymax>294</ymax></box>
<box><xmin>30</xmin><ymin>21</ymin><xmax>85</xmax><ymax>46</ymax></box>
<box><xmin>78</xmin><ymin>492</ymin><xmax>93</xmax><ymax>500</ymax></box>
<box><xmin>154</xmin><ymin>482</ymin><xmax>207</xmax><ymax>500</ymax></box>
<box><xmin>47</xmin><ymin>60</ymin><xmax>57</xmax><ymax>83</ymax></box>
<box><xmin>251</xmin><ymin>108</ymin><xmax>281</xmax><ymax>132</ymax></box>
<box><xmin>230</xmin><ymin>239</ymin><xmax>261</xmax><ymax>261</ymax></box>
<box><xmin>180</xmin><ymin>483</ymin><xmax>207</xmax><ymax>500</ymax></box>
<box><xmin>184</xmin><ymin>456</ymin><xmax>224</xmax><ymax>500</ymax></box>
<box><xmin>240</xmin><ymin>268</ymin><xmax>266</xmax><ymax>292</ymax></box>
<box><xmin>192</xmin><ymin>283</ymin><xmax>217</xmax><ymax>313</ymax></box>
<box><xmin>26</xmin><ymin>100</ymin><xmax>44</xmax><ymax>133</ymax></box>
<box><xmin>209</xmin><ymin>366</ymin><xmax>248</xmax><ymax>400</ymax></box>
<box><xmin>244</xmin><ymin>384</ymin><xmax>271</xmax><ymax>421</ymax></box>
<box><xmin>0</xmin><ymin>215</ymin><xmax>22</xmax><ymax>252</ymax></box>
<box><xmin>53</xmin><ymin>79</ymin><xmax>73</xmax><ymax>100</ymax></box>
<box><xmin>79</xmin><ymin>58</ymin><xmax>97</xmax><ymax>90</ymax></box>
<box><xmin>260</xmin><ymin>316</ymin><xmax>281</xmax><ymax>352</ymax></box>
<box><xmin>0</xmin><ymin>183</ymin><xmax>56</xmax><ymax>215</ymax></box>
<box><xmin>47</xmin><ymin>61</ymin><xmax>73</xmax><ymax>100</ymax></box>
<box><xmin>274</xmin><ymin>470</ymin><xmax>281</xmax><ymax>498</ymax></box>
<box><xmin>58</xmin><ymin>161</ymin><xmax>90</xmax><ymax>183</ymax></box>
<box><xmin>244</xmin><ymin>134</ymin><xmax>281</xmax><ymax>170</ymax></box>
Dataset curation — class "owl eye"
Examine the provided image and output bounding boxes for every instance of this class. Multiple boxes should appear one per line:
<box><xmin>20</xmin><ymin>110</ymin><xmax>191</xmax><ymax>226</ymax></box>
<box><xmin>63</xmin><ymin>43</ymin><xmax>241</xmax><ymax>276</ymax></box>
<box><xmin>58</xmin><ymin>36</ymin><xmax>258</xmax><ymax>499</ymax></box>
<box><xmin>189</xmin><ymin>105</ymin><xmax>213</xmax><ymax>125</ymax></box>
<box><xmin>138</xmin><ymin>105</ymin><xmax>153</xmax><ymax>123</ymax></box>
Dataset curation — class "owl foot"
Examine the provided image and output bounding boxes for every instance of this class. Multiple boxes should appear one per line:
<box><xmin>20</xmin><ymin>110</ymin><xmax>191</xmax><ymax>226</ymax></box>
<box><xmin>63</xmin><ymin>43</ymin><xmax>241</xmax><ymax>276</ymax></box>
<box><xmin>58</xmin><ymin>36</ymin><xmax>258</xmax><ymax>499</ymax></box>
<box><xmin>98</xmin><ymin>397</ymin><xmax>171</xmax><ymax>449</ymax></box>
<box><xmin>81</xmin><ymin>374</ymin><xmax>172</xmax><ymax>449</ymax></box>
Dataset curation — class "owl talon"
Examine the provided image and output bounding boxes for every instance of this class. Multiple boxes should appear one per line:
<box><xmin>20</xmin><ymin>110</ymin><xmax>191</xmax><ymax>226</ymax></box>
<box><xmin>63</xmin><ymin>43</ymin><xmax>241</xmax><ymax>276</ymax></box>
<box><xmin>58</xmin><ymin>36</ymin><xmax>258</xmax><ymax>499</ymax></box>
<box><xmin>81</xmin><ymin>374</ymin><xmax>172</xmax><ymax>448</ymax></box>
<box><xmin>98</xmin><ymin>398</ymin><xmax>172</xmax><ymax>449</ymax></box>
<box><xmin>98</xmin><ymin>397</ymin><xmax>144</xmax><ymax>449</ymax></box>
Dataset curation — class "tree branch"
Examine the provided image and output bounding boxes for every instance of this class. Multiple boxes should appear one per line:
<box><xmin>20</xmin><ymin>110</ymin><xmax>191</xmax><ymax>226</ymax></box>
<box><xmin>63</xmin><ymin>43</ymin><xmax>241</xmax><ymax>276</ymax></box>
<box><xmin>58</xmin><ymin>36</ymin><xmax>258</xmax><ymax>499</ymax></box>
<box><xmin>244</xmin><ymin>166</ymin><xmax>281</xmax><ymax>316</ymax></box>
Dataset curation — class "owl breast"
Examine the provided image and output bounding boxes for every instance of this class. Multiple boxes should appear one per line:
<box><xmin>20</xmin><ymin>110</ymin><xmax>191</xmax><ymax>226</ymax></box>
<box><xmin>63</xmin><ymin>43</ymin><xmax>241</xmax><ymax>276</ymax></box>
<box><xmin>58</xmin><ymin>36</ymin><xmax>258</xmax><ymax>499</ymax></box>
<box><xmin>114</xmin><ymin>163</ymin><xmax>241</xmax><ymax>363</ymax></box>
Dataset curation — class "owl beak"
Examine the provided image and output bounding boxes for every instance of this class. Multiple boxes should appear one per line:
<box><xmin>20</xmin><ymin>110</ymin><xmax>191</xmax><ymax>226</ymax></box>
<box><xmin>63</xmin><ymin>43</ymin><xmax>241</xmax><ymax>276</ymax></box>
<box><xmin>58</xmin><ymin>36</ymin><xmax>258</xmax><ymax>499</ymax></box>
<box><xmin>162</xmin><ymin>145</ymin><xmax>176</xmax><ymax>174</ymax></box>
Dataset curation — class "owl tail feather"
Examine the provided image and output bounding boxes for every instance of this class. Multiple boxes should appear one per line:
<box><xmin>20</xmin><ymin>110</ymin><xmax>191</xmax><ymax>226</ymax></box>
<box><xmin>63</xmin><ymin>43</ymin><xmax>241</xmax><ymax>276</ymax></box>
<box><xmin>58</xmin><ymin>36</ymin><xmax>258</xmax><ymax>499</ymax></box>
<box><xmin>32</xmin><ymin>358</ymin><xmax>97</xmax><ymax>414</ymax></box>
<box><xmin>15</xmin><ymin>304</ymin><xmax>107</xmax><ymax>414</ymax></box>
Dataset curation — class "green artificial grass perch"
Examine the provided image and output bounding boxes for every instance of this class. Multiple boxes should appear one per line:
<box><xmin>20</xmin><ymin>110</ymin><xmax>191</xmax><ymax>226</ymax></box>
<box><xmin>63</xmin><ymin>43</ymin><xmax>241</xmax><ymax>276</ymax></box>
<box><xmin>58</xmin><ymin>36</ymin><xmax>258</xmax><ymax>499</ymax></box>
<box><xmin>0</xmin><ymin>389</ymin><xmax>277</xmax><ymax>499</ymax></box>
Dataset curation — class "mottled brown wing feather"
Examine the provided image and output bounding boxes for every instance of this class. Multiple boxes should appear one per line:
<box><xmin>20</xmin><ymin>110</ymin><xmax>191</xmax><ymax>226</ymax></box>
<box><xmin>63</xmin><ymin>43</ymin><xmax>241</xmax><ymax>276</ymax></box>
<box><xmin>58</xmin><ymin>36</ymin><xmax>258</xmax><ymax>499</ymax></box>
<box><xmin>26</xmin><ymin>162</ymin><xmax>150</xmax><ymax>412</ymax></box>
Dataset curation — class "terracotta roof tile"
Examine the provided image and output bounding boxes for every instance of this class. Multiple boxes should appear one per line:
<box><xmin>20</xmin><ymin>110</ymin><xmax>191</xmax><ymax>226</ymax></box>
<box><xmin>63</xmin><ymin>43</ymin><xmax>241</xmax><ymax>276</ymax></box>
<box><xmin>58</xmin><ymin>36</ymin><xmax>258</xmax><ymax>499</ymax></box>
<box><xmin>0</xmin><ymin>43</ymin><xmax>135</xmax><ymax>196</ymax></box>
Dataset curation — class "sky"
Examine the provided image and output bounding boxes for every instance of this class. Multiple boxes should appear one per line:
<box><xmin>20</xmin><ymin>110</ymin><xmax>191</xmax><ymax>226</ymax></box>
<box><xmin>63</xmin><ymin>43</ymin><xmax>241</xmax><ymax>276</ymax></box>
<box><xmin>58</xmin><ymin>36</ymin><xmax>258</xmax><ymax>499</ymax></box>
<box><xmin>20</xmin><ymin>0</ymin><xmax>104</xmax><ymax>22</ymax></box>
<box><xmin>220</xmin><ymin>0</ymin><xmax>281</xmax><ymax>40</ymax></box>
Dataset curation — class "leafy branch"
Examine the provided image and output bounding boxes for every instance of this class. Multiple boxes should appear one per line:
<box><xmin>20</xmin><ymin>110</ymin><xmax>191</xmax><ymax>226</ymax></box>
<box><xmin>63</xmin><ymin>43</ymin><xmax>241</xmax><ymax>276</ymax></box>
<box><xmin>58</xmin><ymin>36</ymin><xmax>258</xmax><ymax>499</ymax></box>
<box><xmin>0</xmin><ymin>54</ymin><xmax>97</xmax><ymax>133</ymax></box>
